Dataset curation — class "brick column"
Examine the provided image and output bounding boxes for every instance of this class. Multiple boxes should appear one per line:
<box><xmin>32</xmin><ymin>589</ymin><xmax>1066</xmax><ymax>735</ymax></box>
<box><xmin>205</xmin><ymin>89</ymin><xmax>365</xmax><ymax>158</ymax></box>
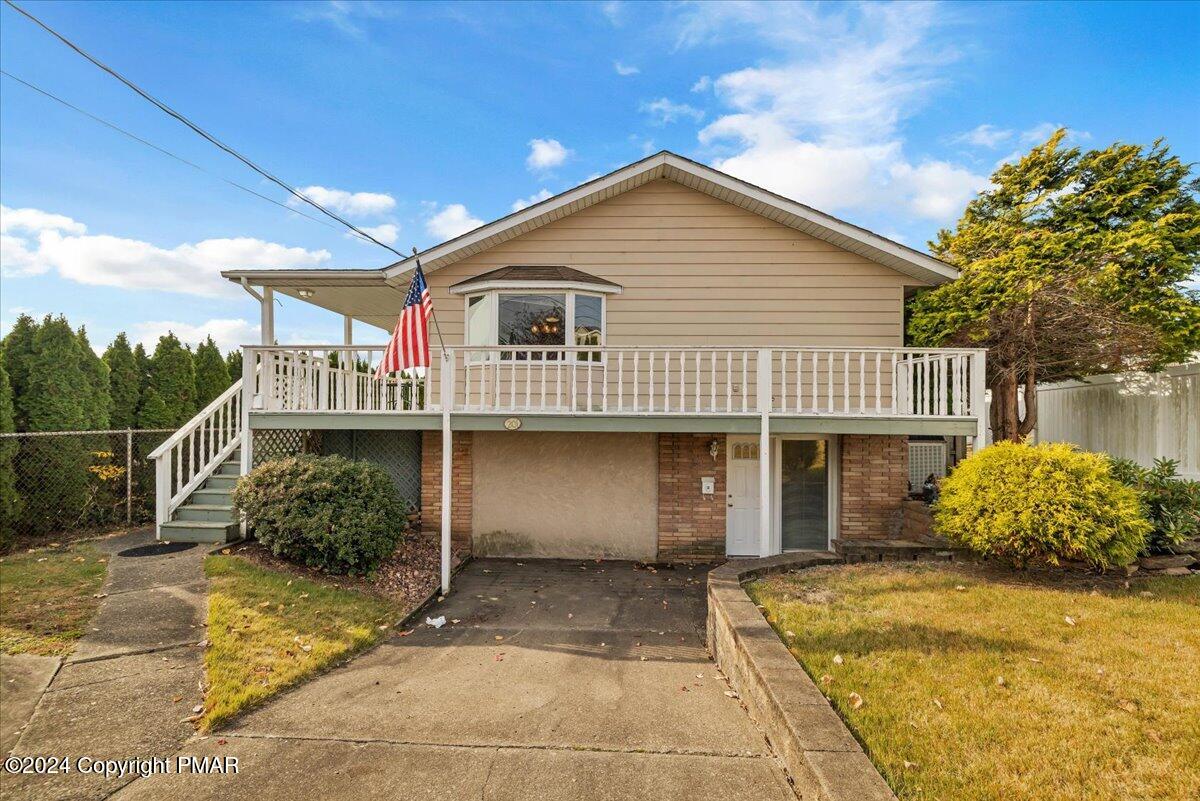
<box><xmin>421</xmin><ymin>430</ymin><xmax>473</xmax><ymax>551</ymax></box>
<box><xmin>657</xmin><ymin>433</ymin><xmax>726</xmax><ymax>561</ymax></box>
<box><xmin>839</xmin><ymin>434</ymin><xmax>908</xmax><ymax>541</ymax></box>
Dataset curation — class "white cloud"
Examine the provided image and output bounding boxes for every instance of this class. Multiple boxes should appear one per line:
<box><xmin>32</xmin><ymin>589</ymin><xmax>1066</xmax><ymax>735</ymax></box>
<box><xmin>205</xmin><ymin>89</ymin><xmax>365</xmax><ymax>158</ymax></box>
<box><xmin>952</xmin><ymin>124</ymin><xmax>1013</xmax><ymax>148</ymax></box>
<box><xmin>601</xmin><ymin>1</ymin><xmax>624</xmax><ymax>25</ymax></box>
<box><xmin>295</xmin><ymin>0</ymin><xmax>394</xmax><ymax>38</ymax></box>
<box><xmin>674</xmin><ymin>3</ymin><xmax>987</xmax><ymax>223</ymax></box>
<box><xmin>291</xmin><ymin>185</ymin><xmax>395</xmax><ymax>217</ymax></box>
<box><xmin>691</xmin><ymin>75</ymin><xmax>712</xmax><ymax>93</ymax></box>
<box><xmin>526</xmin><ymin>138</ymin><xmax>572</xmax><ymax>172</ymax></box>
<box><xmin>629</xmin><ymin>134</ymin><xmax>657</xmax><ymax>157</ymax></box>
<box><xmin>425</xmin><ymin>203</ymin><xmax>484</xmax><ymax>240</ymax></box>
<box><xmin>613</xmin><ymin>61</ymin><xmax>640</xmax><ymax>76</ymax></box>
<box><xmin>133</xmin><ymin>318</ymin><xmax>260</xmax><ymax>354</ymax></box>
<box><xmin>641</xmin><ymin>97</ymin><xmax>705</xmax><ymax>125</ymax></box>
<box><xmin>0</xmin><ymin>205</ymin><xmax>331</xmax><ymax>295</ymax></box>
<box><xmin>350</xmin><ymin>222</ymin><xmax>399</xmax><ymax>245</ymax></box>
<box><xmin>511</xmin><ymin>189</ymin><xmax>553</xmax><ymax>212</ymax></box>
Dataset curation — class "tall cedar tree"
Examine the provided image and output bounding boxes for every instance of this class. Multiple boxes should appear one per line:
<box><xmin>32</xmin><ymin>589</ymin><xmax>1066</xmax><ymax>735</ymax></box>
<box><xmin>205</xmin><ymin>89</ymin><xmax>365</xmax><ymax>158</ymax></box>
<box><xmin>0</xmin><ymin>314</ymin><xmax>39</xmax><ymax>431</ymax></box>
<box><xmin>193</xmin><ymin>336</ymin><xmax>231</xmax><ymax>408</ymax></box>
<box><xmin>145</xmin><ymin>333</ymin><xmax>196</xmax><ymax>427</ymax></box>
<box><xmin>21</xmin><ymin>317</ymin><xmax>92</xmax><ymax>532</ymax></box>
<box><xmin>75</xmin><ymin>327</ymin><xmax>111</xmax><ymax>430</ymax></box>
<box><xmin>225</xmin><ymin>350</ymin><xmax>242</xmax><ymax>384</ymax></box>
<box><xmin>908</xmin><ymin>131</ymin><xmax>1200</xmax><ymax>442</ymax></box>
<box><xmin>0</xmin><ymin>362</ymin><xmax>20</xmax><ymax>545</ymax></box>
<box><xmin>103</xmin><ymin>333</ymin><xmax>141</xmax><ymax>429</ymax></box>
<box><xmin>133</xmin><ymin>343</ymin><xmax>151</xmax><ymax>394</ymax></box>
<box><xmin>136</xmin><ymin>386</ymin><xmax>171</xmax><ymax>429</ymax></box>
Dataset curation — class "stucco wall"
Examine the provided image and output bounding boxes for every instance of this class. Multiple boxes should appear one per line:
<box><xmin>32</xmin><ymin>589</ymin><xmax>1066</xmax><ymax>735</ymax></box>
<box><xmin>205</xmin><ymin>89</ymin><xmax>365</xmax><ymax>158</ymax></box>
<box><xmin>471</xmin><ymin>431</ymin><xmax>658</xmax><ymax>559</ymax></box>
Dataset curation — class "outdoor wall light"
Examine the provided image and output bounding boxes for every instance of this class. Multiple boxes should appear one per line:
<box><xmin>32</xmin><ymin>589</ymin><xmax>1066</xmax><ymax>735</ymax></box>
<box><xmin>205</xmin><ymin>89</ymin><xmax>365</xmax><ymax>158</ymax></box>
<box><xmin>297</xmin><ymin>288</ymin><xmax>315</xmax><ymax>299</ymax></box>
<box><xmin>709</xmin><ymin>438</ymin><xmax>720</xmax><ymax>460</ymax></box>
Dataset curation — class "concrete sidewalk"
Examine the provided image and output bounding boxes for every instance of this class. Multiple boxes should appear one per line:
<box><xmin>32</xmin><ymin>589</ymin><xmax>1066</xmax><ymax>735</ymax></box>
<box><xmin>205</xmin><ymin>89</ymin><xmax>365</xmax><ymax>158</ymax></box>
<box><xmin>114</xmin><ymin>559</ymin><xmax>795</xmax><ymax>800</ymax></box>
<box><xmin>5</xmin><ymin>530</ymin><xmax>208</xmax><ymax>801</ymax></box>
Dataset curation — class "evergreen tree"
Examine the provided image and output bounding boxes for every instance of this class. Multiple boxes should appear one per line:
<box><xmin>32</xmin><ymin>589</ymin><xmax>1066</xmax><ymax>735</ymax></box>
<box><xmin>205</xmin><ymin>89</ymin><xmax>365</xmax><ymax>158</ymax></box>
<box><xmin>20</xmin><ymin>317</ymin><xmax>91</xmax><ymax>533</ymax></box>
<box><xmin>0</xmin><ymin>314</ymin><xmax>39</xmax><ymax>431</ymax></box>
<box><xmin>910</xmin><ymin>131</ymin><xmax>1200</xmax><ymax>441</ymax></box>
<box><xmin>103</xmin><ymin>333</ymin><xmax>141</xmax><ymax>430</ymax></box>
<box><xmin>145</xmin><ymin>333</ymin><xmax>196</xmax><ymax>426</ymax></box>
<box><xmin>225</xmin><ymin>349</ymin><xmax>243</xmax><ymax>383</ymax></box>
<box><xmin>133</xmin><ymin>342</ymin><xmax>151</xmax><ymax>394</ymax></box>
<box><xmin>0</xmin><ymin>362</ymin><xmax>20</xmax><ymax>547</ymax></box>
<box><xmin>136</xmin><ymin>386</ymin><xmax>171</xmax><ymax>429</ymax></box>
<box><xmin>75</xmin><ymin>327</ymin><xmax>111</xmax><ymax>430</ymax></box>
<box><xmin>193</xmin><ymin>336</ymin><xmax>231</xmax><ymax>407</ymax></box>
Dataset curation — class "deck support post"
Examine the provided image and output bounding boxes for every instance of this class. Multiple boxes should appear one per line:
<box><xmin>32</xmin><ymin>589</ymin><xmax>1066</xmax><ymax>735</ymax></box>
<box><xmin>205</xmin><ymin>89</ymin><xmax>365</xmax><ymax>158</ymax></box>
<box><xmin>439</xmin><ymin>351</ymin><xmax>456</xmax><ymax>595</ymax></box>
<box><xmin>757</xmin><ymin>349</ymin><xmax>772</xmax><ymax>558</ymax></box>
<box><xmin>971</xmin><ymin>349</ymin><xmax>988</xmax><ymax>452</ymax></box>
<box><xmin>260</xmin><ymin>287</ymin><xmax>274</xmax><ymax>345</ymax></box>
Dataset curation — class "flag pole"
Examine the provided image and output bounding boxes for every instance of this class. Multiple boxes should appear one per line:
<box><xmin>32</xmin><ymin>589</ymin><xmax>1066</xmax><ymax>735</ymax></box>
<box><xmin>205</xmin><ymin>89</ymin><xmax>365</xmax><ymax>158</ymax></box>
<box><xmin>414</xmin><ymin>246</ymin><xmax>449</xmax><ymax>356</ymax></box>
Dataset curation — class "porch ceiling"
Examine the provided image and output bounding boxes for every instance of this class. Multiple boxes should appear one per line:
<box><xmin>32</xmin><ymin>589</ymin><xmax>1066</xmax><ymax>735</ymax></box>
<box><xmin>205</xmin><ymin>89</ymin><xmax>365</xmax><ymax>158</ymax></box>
<box><xmin>221</xmin><ymin>269</ymin><xmax>401</xmax><ymax>332</ymax></box>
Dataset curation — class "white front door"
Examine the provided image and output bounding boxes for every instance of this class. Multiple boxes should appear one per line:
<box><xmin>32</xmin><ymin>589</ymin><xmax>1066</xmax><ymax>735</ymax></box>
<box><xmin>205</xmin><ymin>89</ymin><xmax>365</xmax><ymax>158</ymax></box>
<box><xmin>726</xmin><ymin>437</ymin><xmax>761</xmax><ymax>556</ymax></box>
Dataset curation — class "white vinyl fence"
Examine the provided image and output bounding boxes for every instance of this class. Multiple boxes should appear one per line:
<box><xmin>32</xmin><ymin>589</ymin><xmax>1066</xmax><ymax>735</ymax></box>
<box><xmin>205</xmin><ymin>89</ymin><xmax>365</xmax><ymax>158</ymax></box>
<box><xmin>1032</xmin><ymin>363</ymin><xmax>1199</xmax><ymax>480</ymax></box>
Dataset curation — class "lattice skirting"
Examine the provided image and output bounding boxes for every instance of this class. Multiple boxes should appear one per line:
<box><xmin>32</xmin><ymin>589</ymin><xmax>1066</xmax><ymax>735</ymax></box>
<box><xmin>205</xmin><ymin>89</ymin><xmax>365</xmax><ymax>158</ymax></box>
<box><xmin>251</xmin><ymin>429</ymin><xmax>422</xmax><ymax>508</ymax></box>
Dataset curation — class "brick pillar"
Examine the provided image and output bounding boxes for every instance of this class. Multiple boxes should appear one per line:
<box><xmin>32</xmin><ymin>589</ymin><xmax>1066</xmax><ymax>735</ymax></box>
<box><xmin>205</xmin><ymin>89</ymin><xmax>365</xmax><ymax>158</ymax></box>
<box><xmin>657</xmin><ymin>433</ymin><xmax>726</xmax><ymax>561</ymax></box>
<box><xmin>839</xmin><ymin>434</ymin><xmax>908</xmax><ymax>541</ymax></box>
<box><xmin>421</xmin><ymin>430</ymin><xmax>473</xmax><ymax>551</ymax></box>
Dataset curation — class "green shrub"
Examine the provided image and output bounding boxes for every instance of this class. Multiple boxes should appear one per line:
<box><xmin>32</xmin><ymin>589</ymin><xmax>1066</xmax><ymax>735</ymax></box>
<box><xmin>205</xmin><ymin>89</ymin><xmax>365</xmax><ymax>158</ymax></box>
<box><xmin>232</xmin><ymin>455</ymin><xmax>407</xmax><ymax>575</ymax></box>
<box><xmin>1107</xmin><ymin>457</ymin><xmax>1199</xmax><ymax>555</ymax></box>
<box><xmin>934</xmin><ymin>441</ymin><xmax>1150</xmax><ymax>568</ymax></box>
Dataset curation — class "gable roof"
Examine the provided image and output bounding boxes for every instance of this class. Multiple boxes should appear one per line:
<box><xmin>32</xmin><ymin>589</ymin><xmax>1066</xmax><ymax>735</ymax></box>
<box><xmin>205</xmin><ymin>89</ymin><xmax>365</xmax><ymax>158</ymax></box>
<box><xmin>382</xmin><ymin>150</ymin><xmax>957</xmax><ymax>286</ymax></box>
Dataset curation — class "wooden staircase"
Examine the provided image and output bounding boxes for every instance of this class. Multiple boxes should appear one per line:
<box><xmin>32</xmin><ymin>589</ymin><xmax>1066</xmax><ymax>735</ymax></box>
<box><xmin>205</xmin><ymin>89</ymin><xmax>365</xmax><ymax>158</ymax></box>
<box><xmin>158</xmin><ymin>448</ymin><xmax>242</xmax><ymax>544</ymax></box>
<box><xmin>151</xmin><ymin>378</ymin><xmax>246</xmax><ymax>546</ymax></box>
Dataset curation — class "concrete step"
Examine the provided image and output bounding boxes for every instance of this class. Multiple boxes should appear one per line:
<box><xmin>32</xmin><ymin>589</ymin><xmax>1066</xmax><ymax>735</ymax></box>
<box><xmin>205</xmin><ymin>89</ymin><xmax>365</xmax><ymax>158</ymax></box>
<box><xmin>203</xmin><ymin>474</ymin><xmax>239</xmax><ymax>491</ymax></box>
<box><xmin>174</xmin><ymin>504</ymin><xmax>236</xmax><ymax>523</ymax></box>
<box><xmin>191</xmin><ymin>487</ymin><xmax>232</xmax><ymax>505</ymax></box>
<box><xmin>215</xmin><ymin>461</ymin><xmax>242</xmax><ymax>476</ymax></box>
<box><xmin>160</xmin><ymin>520</ymin><xmax>238</xmax><ymax>544</ymax></box>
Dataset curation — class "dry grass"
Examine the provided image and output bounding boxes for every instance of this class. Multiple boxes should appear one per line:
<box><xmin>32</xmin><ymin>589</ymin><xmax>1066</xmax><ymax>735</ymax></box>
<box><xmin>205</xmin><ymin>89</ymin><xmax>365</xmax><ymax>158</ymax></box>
<box><xmin>747</xmin><ymin>563</ymin><xmax>1200</xmax><ymax>801</ymax></box>
<box><xmin>201</xmin><ymin>555</ymin><xmax>408</xmax><ymax>731</ymax></box>
<box><xmin>0</xmin><ymin>543</ymin><xmax>107</xmax><ymax>656</ymax></box>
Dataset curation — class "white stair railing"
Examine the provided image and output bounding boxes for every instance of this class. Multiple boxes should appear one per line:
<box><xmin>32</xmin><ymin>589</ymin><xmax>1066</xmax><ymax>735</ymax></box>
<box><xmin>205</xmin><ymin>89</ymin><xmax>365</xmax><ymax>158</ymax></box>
<box><xmin>150</xmin><ymin>378</ymin><xmax>243</xmax><ymax>537</ymax></box>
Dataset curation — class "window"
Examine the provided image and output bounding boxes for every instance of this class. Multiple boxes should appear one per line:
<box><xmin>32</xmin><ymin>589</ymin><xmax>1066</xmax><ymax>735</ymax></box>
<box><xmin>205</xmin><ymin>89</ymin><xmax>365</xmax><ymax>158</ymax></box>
<box><xmin>464</xmin><ymin>290</ymin><xmax>604</xmax><ymax>362</ymax></box>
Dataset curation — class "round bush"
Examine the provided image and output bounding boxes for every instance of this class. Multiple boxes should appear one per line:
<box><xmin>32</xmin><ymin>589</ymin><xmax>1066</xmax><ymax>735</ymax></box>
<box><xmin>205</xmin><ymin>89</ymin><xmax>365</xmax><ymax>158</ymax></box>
<box><xmin>934</xmin><ymin>441</ymin><xmax>1150</xmax><ymax>568</ymax></box>
<box><xmin>232</xmin><ymin>455</ymin><xmax>408</xmax><ymax>575</ymax></box>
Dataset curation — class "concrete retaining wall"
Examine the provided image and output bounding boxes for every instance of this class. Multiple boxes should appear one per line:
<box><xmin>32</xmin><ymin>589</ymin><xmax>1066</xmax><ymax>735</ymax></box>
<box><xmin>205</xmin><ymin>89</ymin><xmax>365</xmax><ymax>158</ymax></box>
<box><xmin>707</xmin><ymin>554</ymin><xmax>896</xmax><ymax>801</ymax></box>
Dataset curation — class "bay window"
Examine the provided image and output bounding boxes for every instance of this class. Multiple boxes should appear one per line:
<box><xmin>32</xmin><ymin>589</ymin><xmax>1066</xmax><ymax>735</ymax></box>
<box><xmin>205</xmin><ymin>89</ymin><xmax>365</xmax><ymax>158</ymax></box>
<box><xmin>463</xmin><ymin>290</ymin><xmax>606</xmax><ymax>361</ymax></box>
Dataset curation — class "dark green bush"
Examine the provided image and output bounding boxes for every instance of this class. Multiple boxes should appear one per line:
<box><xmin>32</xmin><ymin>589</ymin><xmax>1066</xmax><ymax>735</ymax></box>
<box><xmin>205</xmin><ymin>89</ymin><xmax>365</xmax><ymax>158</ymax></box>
<box><xmin>935</xmin><ymin>441</ymin><xmax>1150</xmax><ymax>568</ymax></box>
<box><xmin>1108</xmin><ymin>457</ymin><xmax>1199</xmax><ymax>555</ymax></box>
<box><xmin>232</xmin><ymin>455</ymin><xmax>408</xmax><ymax>575</ymax></box>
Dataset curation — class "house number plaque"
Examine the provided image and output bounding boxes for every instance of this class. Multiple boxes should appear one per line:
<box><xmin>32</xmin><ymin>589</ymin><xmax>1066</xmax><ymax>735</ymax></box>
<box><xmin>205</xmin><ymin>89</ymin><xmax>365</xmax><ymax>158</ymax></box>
<box><xmin>503</xmin><ymin>417</ymin><xmax>522</xmax><ymax>430</ymax></box>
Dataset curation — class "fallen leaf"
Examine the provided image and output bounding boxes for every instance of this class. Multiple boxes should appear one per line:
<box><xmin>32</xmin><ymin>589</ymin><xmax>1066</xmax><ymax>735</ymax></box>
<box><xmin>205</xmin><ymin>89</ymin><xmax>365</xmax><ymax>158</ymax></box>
<box><xmin>849</xmin><ymin>692</ymin><xmax>864</xmax><ymax>710</ymax></box>
<box><xmin>996</xmin><ymin>676</ymin><xmax>1006</xmax><ymax>687</ymax></box>
<box><xmin>932</xmin><ymin>698</ymin><xmax>943</xmax><ymax>709</ymax></box>
<box><xmin>724</xmin><ymin>690</ymin><xmax>739</xmax><ymax>699</ymax></box>
<box><xmin>955</xmin><ymin>585</ymin><xmax>966</xmax><ymax>591</ymax></box>
<box><xmin>833</xmin><ymin>654</ymin><xmax>844</xmax><ymax>666</ymax></box>
<box><xmin>904</xmin><ymin>760</ymin><xmax>919</xmax><ymax>770</ymax></box>
<box><xmin>1118</xmin><ymin>699</ymin><xmax>1137</xmax><ymax>713</ymax></box>
<box><xmin>820</xmin><ymin>674</ymin><xmax>833</xmax><ymax>686</ymax></box>
<box><xmin>1064</xmin><ymin>615</ymin><xmax>1076</xmax><ymax>627</ymax></box>
<box><xmin>192</xmin><ymin>704</ymin><xmax>204</xmax><ymax>714</ymax></box>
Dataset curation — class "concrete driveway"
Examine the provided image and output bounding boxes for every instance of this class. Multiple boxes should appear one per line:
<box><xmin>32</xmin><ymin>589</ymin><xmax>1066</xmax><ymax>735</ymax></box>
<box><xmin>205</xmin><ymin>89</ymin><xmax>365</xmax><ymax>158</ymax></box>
<box><xmin>116</xmin><ymin>559</ymin><xmax>794</xmax><ymax>800</ymax></box>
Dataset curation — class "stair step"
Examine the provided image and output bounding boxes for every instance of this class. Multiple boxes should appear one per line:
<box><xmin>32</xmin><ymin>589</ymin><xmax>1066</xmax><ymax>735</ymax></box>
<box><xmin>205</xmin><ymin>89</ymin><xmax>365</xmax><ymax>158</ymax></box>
<box><xmin>174</xmin><ymin>504</ymin><xmax>236</xmax><ymax>523</ymax></box>
<box><xmin>204</xmin><ymin>474</ymin><xmax>239</xmax><ymax>490</ymax></box>
<box><xmin>215</xmin><ymin>461</ymin><xmax>242</xmax><ymax>476</ymax></box>
<box><xmin>191</xmin><ymin>487</ymin><xmax>232</xmax><ymax>504</ymax></box>
<box><xmin>160</xmin><ymin>520</ymin><xmax>238</xmax><ymax>544</ymax></box>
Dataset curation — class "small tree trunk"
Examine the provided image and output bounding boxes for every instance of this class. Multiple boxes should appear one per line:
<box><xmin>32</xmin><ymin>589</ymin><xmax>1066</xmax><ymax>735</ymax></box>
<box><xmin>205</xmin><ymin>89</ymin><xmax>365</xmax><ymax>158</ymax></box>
<box><xmin>988</xmin><ymin>370</ymin><xmax>1021</xmax><ymax>443</ymax></box>
<box><xmin>1017</xmin><ymin>366</ymin><xmax>1038</xmax><ymax>438</ymax></box>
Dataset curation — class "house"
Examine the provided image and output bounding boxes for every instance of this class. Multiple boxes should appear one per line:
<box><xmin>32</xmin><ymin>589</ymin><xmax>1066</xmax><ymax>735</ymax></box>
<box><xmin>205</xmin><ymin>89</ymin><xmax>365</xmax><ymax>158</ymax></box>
<box><xmin>150</xmin><ymin>151</ymin><xmax>986</xmax><ymax>593</ymax></box>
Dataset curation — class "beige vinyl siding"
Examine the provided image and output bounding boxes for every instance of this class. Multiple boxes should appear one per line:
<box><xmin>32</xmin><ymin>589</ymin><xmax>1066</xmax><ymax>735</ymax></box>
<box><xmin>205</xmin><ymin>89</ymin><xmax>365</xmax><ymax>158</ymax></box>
<box><xmin>424</xmin><ymin>179</ymin><xmax>921</xmax><ymax>350</ymax></box>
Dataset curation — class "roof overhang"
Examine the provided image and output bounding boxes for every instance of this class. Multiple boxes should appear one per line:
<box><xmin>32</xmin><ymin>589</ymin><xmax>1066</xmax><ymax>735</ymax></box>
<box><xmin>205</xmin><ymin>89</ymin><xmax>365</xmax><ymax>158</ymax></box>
<box><xmin>221</xmin><ymin>268</ymin><xmax>400</xmax><ymax>331</ymax></box>
<box><xmin>383</xmin><ymin>151</ymin><xmax>958</xmax><ymax>287</ymax></box>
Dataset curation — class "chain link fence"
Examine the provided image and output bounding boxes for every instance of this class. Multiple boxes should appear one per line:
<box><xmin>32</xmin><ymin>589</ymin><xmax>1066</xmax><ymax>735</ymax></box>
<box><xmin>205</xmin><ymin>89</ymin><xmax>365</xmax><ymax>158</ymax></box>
<box><xmin>0</xmin><ymin>429</ymin><xmax>173</xmax><ymax>544</ymax></box>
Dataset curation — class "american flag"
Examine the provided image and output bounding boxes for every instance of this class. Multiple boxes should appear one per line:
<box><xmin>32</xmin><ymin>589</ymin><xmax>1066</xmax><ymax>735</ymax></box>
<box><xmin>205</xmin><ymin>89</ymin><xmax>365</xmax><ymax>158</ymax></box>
<box><xmin>375</xmin><ymin>262</ymin><xmax>433</xmax><ymax>378</ymax></box>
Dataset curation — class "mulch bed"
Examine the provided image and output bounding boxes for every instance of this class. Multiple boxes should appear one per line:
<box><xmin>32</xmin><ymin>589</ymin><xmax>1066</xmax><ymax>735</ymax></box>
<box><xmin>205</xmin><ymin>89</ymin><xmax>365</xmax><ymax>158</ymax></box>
<box><xmin>222</xmin><ymin>533</ymin><xmax>452</xmax><ymax>610</ymax></box>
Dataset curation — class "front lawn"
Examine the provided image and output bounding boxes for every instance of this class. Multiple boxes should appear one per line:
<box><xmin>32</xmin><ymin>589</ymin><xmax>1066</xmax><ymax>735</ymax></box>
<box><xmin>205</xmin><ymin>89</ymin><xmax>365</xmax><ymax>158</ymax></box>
<box><xmin>202</xmin><ymin>554</ymin><xmax>410</xmax><ymax>731</ymax></box>
<box><xmin>748</xmin><ymin>564</ymin><xmax>1199</xmax><ymax>801</ymax></box>
<box><xmin>0</xmin><ymin>543</ymin><xmax>107</xmax><ymax>656</ymax></box>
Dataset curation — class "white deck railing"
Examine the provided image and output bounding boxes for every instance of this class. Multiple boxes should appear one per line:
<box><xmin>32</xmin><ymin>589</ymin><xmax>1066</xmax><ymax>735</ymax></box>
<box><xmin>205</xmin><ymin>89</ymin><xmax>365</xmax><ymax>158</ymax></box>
<box><xmin>149</xmin><ymin>378</ymin><xmax>244</xmax><ymax>534</ymax></box>
<box><xmin>243</xmin><ymin>345</ymin><xmax>985</xmax><ymax>420</ymax></box>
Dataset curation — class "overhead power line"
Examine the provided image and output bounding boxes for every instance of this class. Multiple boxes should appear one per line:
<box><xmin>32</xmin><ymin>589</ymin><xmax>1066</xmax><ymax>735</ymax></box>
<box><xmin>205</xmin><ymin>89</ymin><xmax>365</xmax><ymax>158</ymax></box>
<box><xmin>3</xmin><ymin>0</ymin><xmax>404</xmax><ymax>258</ymax></box>
<box><xmin>0</xmin><ymin>68</ymin><xmax>371</xmax><ymax>243</ymax></box>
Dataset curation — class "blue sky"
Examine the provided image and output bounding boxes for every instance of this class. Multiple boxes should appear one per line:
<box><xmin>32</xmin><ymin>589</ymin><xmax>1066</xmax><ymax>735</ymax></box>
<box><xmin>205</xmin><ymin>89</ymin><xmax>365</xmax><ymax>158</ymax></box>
<box><xmin>2</xmin><ymin>0</ymin><xmax>1197</xmax><ymax>353</ymax></box>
